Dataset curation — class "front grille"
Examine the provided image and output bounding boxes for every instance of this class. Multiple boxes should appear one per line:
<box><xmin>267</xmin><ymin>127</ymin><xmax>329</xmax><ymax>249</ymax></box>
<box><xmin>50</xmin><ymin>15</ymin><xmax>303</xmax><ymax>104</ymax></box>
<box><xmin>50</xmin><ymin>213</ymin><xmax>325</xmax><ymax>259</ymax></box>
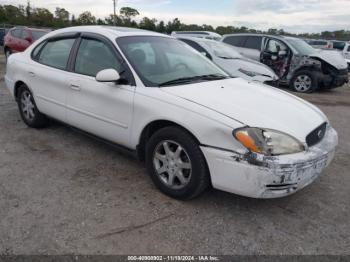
<box><xmin>306</xmin><ymin>122</ymin><xmax>327</xmax><ymax>147</ymax></box>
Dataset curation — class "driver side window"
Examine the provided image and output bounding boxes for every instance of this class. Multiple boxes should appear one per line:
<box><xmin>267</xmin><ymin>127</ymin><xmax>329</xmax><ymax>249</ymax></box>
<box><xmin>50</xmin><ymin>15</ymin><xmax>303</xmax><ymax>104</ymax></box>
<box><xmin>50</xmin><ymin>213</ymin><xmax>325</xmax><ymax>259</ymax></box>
<box><xmin>74</xmin><ymin>38</ymin><xmax>122</xmax><ymax>77</ymax></box>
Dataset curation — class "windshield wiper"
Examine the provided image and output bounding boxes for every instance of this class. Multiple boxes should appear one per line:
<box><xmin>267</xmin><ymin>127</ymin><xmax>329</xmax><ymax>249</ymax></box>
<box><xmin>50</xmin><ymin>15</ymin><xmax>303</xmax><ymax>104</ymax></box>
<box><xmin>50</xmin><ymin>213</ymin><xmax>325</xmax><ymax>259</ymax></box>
<box><xmin>158</xmin><ymin>74</ymin><xmax>228</xmax><ymax>87</ymax></box>
<box><xmin>218</xmin><ymin>56</ymin><xmax>238</xmax><ymax>59</ymax></box>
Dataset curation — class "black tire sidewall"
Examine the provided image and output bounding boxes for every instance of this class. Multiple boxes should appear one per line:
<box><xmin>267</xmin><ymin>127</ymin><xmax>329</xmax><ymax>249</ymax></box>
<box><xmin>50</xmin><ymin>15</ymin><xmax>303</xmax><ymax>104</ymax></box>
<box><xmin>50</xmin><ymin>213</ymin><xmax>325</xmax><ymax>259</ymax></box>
<box><xmin>146</xmin><ymin>127</ymin><xmax>209</xmax><ymax>200</ymax></box>
<box><xmin>291</xmin><ymin>70</ymin><xmax>318</xmax><ymax>93</ymax></box>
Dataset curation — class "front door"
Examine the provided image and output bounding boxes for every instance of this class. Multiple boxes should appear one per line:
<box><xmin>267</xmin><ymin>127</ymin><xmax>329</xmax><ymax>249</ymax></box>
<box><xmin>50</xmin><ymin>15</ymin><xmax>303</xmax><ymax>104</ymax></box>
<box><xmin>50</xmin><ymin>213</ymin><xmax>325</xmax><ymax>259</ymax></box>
<box><xmin>29</xmin><ymin>37</ymin><xmax>77</xmax><ymax>121</ymax></box>
<box><xmin>66</xmin><ymin>36</ymin><xmax>135</xmax><ymax>147</ymax></box>
<box><xmin>261</xmin><ymin>38</ymin><xmax>290</xmax><ymax>78</ymax></box>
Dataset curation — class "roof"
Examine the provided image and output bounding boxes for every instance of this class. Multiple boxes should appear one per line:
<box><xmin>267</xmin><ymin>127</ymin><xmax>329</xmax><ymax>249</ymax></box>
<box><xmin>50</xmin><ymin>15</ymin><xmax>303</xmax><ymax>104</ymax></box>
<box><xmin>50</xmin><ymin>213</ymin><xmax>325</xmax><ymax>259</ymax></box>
<box><xmin>222</xmin><ymin>33</ymin><xmax>302</xmax><ymax>42</ymax></box>
<box><xmin>50</xmin><ymin>25</ymin><xmax>167</xmax><ymax>38</ymax></box>
<box><xmin>172</xmin><ymin>31</ymin><xmax>222</xmax><ymax>37</ymax></box>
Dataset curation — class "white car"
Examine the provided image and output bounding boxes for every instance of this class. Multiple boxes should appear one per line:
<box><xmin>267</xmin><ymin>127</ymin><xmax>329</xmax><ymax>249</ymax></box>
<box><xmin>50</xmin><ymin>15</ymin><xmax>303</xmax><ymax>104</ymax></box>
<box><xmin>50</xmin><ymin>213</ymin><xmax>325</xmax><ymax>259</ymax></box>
<box><xmin>332</xmin><ymin>41</ymin><xmax>350</xmax><ymax>70</ymax></box>
<box><xmin>176</xmin><ymin>36</ymin><xmax>278</xmax><ymax>84</ymax></box>
<box><xmin>171</xmin><ymin>31</ymin><xmax>222</xmax><ymax>41</ymax></box>
<box><xmin>5</xmin><ymin>26</ymin><xmax>338</xmax><ymax>199</ymax></box>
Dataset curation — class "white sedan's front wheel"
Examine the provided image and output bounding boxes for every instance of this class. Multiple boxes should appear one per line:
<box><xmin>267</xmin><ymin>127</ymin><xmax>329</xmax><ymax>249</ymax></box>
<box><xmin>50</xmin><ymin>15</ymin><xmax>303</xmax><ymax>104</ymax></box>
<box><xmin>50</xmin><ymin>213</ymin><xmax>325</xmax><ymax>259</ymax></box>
<box><xmin>146</xmin><ymin>126</ymin><xmax>210</xmax><ymax>200</ymax></box>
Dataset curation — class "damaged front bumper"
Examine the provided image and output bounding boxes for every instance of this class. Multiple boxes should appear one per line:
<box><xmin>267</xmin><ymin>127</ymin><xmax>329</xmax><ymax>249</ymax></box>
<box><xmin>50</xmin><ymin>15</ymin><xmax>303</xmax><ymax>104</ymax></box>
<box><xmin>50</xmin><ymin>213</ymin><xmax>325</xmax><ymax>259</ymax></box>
<box><xmin>201</xmin><ymin>126</ymin><xmax>338</xmax><ymax>199</ymax></box>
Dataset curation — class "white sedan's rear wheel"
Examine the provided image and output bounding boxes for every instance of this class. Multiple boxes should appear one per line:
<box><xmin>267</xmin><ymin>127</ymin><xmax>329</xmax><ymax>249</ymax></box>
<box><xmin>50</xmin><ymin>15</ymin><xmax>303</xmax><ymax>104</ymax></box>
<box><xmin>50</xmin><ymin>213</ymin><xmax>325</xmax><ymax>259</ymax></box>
<box><xmin>17</xmin><ymin>85</ymin><xmax>49</xmax><ymax>128</ymax></box>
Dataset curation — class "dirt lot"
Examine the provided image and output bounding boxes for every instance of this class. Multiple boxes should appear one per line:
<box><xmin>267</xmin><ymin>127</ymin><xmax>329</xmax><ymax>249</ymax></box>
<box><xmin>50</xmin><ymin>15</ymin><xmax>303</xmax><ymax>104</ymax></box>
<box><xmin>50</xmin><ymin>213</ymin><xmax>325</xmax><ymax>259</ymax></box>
<box><xmin>0</xmin><ymin>53</ymin><xmax>349</xmax><ymax>255</ymax></box>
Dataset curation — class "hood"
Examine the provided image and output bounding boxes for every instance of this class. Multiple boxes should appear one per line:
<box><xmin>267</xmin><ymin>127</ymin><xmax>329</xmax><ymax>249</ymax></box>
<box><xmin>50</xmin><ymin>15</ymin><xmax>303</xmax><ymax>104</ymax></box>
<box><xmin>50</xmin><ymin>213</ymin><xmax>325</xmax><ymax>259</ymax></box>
<box><xmin>216</xmin><ymin>57</ymin><xmax>278</xmax><ymax>81</ymax></box>
<box><xmin>311</xmin><ymin>50</ymin><xmax>348</xmax><ymax>69</ymax></box>
<box><xmin>162</xmin><ymin>78</ymin><xmax>327</xmax><ymax>143</ymax></box>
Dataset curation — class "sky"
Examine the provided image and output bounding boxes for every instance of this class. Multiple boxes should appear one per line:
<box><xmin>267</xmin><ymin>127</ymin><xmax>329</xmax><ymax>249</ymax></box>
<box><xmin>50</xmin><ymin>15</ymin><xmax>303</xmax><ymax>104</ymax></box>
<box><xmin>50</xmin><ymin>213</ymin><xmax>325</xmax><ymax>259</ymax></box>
<box><xmin>2</xmin><ymin>0</ymin><xmax>350</xmax><ymax>33</ymax></box>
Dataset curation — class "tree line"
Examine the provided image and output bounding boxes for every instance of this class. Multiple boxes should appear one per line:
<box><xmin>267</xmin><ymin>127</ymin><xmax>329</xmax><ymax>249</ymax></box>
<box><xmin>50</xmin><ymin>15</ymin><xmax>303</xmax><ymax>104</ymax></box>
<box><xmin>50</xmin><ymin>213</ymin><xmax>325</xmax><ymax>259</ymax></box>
<box><xmin>1</xmin><ymin>3</ymin><xmax>350</xmax><ymax>40</ymax></box>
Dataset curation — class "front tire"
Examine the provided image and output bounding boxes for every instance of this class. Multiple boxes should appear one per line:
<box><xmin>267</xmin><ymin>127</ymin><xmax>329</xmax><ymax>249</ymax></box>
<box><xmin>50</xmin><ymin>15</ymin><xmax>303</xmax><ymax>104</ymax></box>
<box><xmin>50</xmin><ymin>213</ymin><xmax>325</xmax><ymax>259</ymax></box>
<box><xmin>146</xmin><ymin>126</ymin><xmax>210</xmax><ymax>200</ymax></box>
<box><xmin>17</xmin><ymin>85</ymin><xmax>49</xmax><ymax>128</ymax></box>
<box><xmin>290</xmin><ymin>70</ymin><xmax>318</xmax><ymax>93</ymax></box>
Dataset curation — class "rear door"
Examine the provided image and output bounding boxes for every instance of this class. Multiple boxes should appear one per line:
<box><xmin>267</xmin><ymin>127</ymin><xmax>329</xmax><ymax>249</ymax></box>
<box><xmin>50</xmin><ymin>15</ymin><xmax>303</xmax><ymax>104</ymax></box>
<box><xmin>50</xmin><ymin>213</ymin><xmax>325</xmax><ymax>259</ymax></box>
<box><xmin>222</xmin><ymin>35</ymin><xmax>247</xmax><ymax>55</ymax></box>
<box><xmin>240</xmin><ymin>36</ymin><xmax>263</xmax><ymax>61</ymax></box>
<box><xmin>28</xmin><ymin>35</ymin><xmax>78</xmax><ymax>121</ymax></box>
<box><xmin>65</xmin><ymin>34</ymin><xmax>135</xmax><ymax>146</ymax></box>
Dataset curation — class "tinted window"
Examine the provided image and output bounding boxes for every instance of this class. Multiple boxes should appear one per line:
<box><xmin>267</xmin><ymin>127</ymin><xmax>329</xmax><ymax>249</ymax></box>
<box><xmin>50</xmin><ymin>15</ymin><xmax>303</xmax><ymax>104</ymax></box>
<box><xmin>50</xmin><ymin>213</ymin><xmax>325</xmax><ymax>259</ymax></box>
<box><xmin>38</xmin><ymin>38</ymin><xmax>75</xmax><ymax>70</ymax></box>
<box><xmin>223</xmin><ymin>36</ymin><xmax>246</xmax><ymax>47</ymax></box>
<box><xmin>11</xmin><ymin>29</ymin><xmax>22</xmax><ymax>38</ymax></box>
<box><xmin>32</xmin><ymin>41</ymin><xmax>46</xmax><ymax>59</ymax></box>
<box><xmin>309</xmin><ymin>40</ymin><xmax>327</xmax><ymax>45</ymax></box>
<box><xmin>22</xmin><ymin>30</ymin><xmax>30</xmax><ymax>40</ymax></box>
<box><xmin>75</xmin><ymin>38</ymin><xmax>122</xmax><ymax>77</ymax></box>
<box><xmin>244</xmin><ymin>36</ymin><xmax>262</xmax><ymax>50</ymax></box>
<box><xmin>332</xmin><ymin>41</ymin><xmax>345</xmax><ymax>51</ymax></box>
<box><xmin>32</xmin><ymin>30</ymin><xmax>47</xmax><ymax>40</ymax></box>
<box><xmin>180</xmin><ymin>39</ymin><xmax>211</xmax><ymax>59</ymax></box>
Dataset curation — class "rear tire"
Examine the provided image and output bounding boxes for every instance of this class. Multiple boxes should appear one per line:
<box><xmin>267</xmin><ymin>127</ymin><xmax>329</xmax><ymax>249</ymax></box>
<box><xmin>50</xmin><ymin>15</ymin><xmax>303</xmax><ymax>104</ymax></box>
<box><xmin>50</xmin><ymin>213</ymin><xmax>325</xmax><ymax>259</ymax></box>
<box><xmin>290</xmin><ymin>70</ymin><xmax>318</xmax><ymax>93</ymax></box>
<box><xmin>146</xmin><ymin>126</ymin><xmax>210</xmax><ymax>200</ymax></box>
<box><xmin>17</xmin><ymin>84</ymin><xmax>49</xmax><ymax>128</ymax></box>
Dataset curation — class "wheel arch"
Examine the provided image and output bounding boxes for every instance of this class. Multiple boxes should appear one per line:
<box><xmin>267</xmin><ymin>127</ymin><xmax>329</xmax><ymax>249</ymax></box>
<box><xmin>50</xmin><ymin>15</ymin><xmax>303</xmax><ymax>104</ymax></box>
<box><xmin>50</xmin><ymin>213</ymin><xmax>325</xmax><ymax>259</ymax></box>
<box><xmin>14</xmin><ymin>80</ymin><xmax>27</xmax><ymax>101</ymax></box>
<box><xmin>136</xmin><ymin>119</ymin><xmax>201</xmax><ymax>162</ymax></box>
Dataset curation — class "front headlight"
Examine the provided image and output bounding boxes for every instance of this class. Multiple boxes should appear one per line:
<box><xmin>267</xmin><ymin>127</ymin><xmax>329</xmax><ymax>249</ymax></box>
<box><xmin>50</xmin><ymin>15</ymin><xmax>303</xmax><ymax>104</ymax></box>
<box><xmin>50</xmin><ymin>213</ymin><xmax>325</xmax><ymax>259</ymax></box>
<box><xmin>233</xmin><ymin>127</ymin><xmax>305</xmax><ymax>156</ymax></box>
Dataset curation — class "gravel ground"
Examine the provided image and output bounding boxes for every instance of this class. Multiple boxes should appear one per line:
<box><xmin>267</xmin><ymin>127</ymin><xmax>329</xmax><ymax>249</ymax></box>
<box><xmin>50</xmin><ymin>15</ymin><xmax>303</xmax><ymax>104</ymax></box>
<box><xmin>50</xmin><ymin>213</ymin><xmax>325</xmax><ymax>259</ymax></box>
<box><xmin>0</xmin><ymin>54</ymin><xmax>349</xmax><ymax>255</ymax></box>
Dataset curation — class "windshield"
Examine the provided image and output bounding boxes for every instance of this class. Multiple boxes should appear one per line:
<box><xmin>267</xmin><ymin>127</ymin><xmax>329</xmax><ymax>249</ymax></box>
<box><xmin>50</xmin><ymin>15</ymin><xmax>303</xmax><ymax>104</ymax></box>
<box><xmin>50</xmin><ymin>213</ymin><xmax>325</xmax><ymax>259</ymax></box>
<box><xmin>202</xmin><ymin>40</ymin><xmax>242</xmax><ymax>59</ymax></box>
<box><xmin>32</xmin><ymin>30</ymin><xmax>48</xmax><ymax>40</ymax></box>
<box><xmin>287</xmin><ymin>38</ymin><xmax>316</xmax><ymax>55</ymax></box>
<box><xmin>117</xmin><ymin>36</ymin><xmax>228</xmax><ymax>87</ymax></box>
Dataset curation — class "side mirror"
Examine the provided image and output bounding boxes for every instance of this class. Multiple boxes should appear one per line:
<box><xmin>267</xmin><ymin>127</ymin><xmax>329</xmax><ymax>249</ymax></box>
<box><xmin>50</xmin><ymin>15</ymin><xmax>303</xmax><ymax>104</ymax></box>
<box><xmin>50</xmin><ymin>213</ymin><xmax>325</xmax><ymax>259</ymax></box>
<box><xmin>278</xmin><ymin>50</ymin><xmax>287</xmax><ymax>56</ymax></box>
<box><xmin>96</xmin><ymin>69</ymin><xmax>121</xmax><ymax>83</ymax></box>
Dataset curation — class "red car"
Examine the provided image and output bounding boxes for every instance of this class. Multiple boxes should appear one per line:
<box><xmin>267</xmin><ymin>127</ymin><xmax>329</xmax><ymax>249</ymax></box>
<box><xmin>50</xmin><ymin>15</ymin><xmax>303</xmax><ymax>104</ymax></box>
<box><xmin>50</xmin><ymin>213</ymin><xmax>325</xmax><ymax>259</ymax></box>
<box><xmin>4</xmin><ymin>27</ymin><xmax>49</xmax><ymax>59</ymax></box>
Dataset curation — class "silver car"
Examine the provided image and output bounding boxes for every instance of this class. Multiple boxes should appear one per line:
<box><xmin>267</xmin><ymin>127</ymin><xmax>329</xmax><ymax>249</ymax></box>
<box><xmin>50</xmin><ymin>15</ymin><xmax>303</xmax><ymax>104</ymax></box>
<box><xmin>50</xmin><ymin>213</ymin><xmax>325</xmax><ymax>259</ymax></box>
<box><xmin>177</xmin><ymin>36</ymin><xmax>278</xmax><ymax>85</ymax></box>
<box><xmin>222</xmin><ymin>33</ymin><xmax>349</xmax><ymax>93</ymax></box>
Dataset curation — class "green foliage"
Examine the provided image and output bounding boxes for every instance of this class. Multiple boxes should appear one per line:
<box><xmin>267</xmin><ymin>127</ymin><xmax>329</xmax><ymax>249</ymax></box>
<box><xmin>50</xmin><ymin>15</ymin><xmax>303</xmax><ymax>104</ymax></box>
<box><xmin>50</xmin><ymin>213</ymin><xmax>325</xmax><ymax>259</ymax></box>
<box><xmin>0</xmin><ymin>3</ymin><xmax>350</xmax><ymax>41</ymax></box>
<box><xmin>76</xmin><ymin>11</ymin><xmax>96</xmax><ymax>25</ymax></box>
<box><xmin>120</xmin><ymin>7</ymin><xmax>139</xmax><ymax>18</ymax></box>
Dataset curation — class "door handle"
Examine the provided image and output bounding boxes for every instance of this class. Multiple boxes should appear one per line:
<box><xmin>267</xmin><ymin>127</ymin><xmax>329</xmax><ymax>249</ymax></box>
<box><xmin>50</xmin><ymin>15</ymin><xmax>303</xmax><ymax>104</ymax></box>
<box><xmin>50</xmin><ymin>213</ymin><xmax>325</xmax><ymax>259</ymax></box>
<box><xmin>70</xmin><ymin>84</ymin><xmax>81</xmax><ymax>91</ymax></box>
<box><xmin>28</xmin><ymin>71</ymin><xmax>35</xmax><ymax>77</ymax></box>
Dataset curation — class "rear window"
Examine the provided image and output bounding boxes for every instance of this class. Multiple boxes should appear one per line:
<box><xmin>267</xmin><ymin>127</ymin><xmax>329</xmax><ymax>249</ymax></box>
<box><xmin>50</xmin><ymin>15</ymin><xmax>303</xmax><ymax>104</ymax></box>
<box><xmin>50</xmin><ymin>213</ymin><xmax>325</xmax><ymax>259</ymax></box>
<box><xmin>11</xmin><ymin>29</ymin><xmax>22</xmax><ymax>38</ymax></box>
<box><xmin>223</xmin><ymin>35</ymin><xmax>246</xmax><ymax>47</ymax></box>
<box><xmin>32</xmin><ymin>30</ymin><xmax>48</xmax><ymax>40</ymax></box>
<box><xmin>244</xmin><ymin>36</ymin><xmax>262</xmax><ymax>50</ymax></box>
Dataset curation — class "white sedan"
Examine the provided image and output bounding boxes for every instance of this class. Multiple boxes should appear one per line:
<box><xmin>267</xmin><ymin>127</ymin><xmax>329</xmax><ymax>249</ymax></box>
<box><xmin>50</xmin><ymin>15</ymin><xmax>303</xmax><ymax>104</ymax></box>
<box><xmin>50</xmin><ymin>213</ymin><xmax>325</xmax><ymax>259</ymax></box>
<box><xmin>5</xmin><ymin>26</ymin><xmax>338</xmax><ymax>199</ymax></box>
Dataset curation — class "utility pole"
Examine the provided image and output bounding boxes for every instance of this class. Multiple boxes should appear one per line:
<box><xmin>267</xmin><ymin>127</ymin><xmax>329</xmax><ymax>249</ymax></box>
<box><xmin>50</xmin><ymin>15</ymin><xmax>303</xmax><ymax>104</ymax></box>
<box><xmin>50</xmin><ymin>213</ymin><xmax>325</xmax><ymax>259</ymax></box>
<box><xmin>113</xmin><ymin>0</ymin><xmax>118</xmax><ymax>26</ymax></box>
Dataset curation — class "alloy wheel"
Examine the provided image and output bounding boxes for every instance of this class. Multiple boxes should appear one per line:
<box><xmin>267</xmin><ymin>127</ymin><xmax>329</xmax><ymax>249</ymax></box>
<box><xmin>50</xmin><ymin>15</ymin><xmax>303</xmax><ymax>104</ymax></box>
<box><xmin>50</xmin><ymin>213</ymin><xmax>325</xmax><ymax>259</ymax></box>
<box><xmin>20</xmin><ymin>90</ymin><xmax>35</xmax><ymax>121</ymax></box>
<box><xmin>153</xmin><ymin>140</ymin><xmax>192</xmax><ymax>190</ymax></box>
<box><xmin>294</xmin><ymin>74</ymin><xmax>312</xmax><ymax>92</ymax></box>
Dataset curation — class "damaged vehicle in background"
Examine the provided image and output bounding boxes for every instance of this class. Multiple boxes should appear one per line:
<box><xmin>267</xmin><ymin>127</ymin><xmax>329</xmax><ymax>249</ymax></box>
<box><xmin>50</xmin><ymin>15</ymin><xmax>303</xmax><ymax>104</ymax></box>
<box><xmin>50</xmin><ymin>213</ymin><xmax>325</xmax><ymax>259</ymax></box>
<box><xmin>176</xmin><ymin>36</ymin><xmax>278</xmax><ymax>84</ymax></box>
<box><xmin>222</xmin><ymin>34</ymin><xmax>349</xmax><ymax>93</ymax></box>
<box><xmin>5</xmin><ymin>26</ymin><xmax>338</xmax><ymax>199</ymax></box>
